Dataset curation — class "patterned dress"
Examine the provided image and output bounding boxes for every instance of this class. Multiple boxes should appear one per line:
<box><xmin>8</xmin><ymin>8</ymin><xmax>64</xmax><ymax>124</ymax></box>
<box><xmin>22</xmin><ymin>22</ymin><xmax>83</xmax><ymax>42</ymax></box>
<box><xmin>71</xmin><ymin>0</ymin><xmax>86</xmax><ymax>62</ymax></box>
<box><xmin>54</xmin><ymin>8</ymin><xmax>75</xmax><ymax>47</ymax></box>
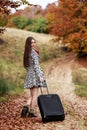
<box><xmin>24</xmin><ymin>49</ymin><xmax>46</xmax><ymax>89</ymax></box>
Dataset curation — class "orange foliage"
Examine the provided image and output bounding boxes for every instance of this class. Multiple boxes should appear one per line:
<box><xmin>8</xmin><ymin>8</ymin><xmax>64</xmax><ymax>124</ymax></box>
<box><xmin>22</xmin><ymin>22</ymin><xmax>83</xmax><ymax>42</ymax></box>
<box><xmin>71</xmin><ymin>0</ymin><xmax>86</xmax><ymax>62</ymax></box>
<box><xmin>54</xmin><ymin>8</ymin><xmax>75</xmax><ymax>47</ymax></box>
<box><xmin>0</xmin><ymin>0</ymin><xmax>32</xmax><ymax>33</ymax></box>
<box><xmin>46</xmin><ymin>0</ymin><xmax>87</xmax><ymax>53</ymax></box>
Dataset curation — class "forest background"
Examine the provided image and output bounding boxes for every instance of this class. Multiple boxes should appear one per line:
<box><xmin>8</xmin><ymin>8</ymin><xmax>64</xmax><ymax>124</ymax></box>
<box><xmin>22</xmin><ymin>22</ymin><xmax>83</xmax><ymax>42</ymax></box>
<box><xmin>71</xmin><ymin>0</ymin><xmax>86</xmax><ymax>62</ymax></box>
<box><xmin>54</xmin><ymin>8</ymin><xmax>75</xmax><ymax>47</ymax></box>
<box><xmin>0</xmin><ymin>1</ymin><xmax>87</xmax><ymax>129</ymax></box>
<box><xmin>0</xmin><ymin>0</ymin><xmax>87</xmax><ymax>105</ymax></box>
<box><xmin>0</xmin><ymin>0</ymin><xmax>87</xmax><ymax>54</ymax></box>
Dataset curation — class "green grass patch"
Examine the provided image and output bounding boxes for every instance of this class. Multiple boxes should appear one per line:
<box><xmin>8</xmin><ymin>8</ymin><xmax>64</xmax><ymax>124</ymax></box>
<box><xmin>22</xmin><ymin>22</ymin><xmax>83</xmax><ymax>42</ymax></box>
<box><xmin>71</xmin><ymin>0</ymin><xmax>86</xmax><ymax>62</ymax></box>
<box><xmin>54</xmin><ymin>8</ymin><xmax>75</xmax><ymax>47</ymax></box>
<box><xmin>0</xmin><ymin>78</ymin><xmax>23</xmax><ymax>102</ymax></box>
<box><xmin>75</xmin><ymin>84</ymin><xmax>87</xmax><ymax>99</ymax></box>
<box><xmin>72</xmin><ymin>67</ymin><xmax>87</xmax><ymax>99</ymax></box>
<box><xmin>8</xmin><ymin>81</ymin><xmax>24</xmax><ymax>96</ymax></box>
<box><xmin>0</xmin><ymin>59</ymin><xmax>4</xmax><ymax>72</ymax></box>
<box><xmin>39</xmin><ymin>44</ymin><xmax>65</xmax><ymax>62</ymax></box>
<box><xmin>0</xmin><ymin>53</ymin><xmax>25</xmax><ymax>103</ymax></box>
<box><xmin>0</xmin><ymin>28</ymin><xmax>70</xmax><ymax>102</ymax></box>
<box><xmin>0</xmin><ymin>96</ymin><xmax>8</xmax><ymax>103</ymax></box>
<box><xmin>79</xmin><ymin>118</ymin><xmax>87</xmax><ymax>130</ymax></box>
<box><xmin>0</xmin><ymin>78</ymin><xmax>9</xmax><ymax>96</ymax></box>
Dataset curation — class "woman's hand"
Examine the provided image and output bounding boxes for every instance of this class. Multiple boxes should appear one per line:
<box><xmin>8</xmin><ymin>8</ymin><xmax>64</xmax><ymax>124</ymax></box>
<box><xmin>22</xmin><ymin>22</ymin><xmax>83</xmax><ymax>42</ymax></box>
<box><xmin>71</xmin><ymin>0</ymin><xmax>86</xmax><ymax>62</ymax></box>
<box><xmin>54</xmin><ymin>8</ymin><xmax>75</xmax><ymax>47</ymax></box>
<box><xmin>39</xmin><ymin>77</ymin><xmax>44</xmax><ymax>82</ymax></box>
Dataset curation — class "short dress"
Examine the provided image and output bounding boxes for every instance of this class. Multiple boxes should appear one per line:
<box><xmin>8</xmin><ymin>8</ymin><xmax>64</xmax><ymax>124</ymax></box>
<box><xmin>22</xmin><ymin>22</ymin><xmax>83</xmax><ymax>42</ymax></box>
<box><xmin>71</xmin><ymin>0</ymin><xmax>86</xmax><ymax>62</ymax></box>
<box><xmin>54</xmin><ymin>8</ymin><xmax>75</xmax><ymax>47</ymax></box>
<box><xmin>24</xmin><ymin>49</ymin><xmax>46</xmax><ymax>89</ymax></box>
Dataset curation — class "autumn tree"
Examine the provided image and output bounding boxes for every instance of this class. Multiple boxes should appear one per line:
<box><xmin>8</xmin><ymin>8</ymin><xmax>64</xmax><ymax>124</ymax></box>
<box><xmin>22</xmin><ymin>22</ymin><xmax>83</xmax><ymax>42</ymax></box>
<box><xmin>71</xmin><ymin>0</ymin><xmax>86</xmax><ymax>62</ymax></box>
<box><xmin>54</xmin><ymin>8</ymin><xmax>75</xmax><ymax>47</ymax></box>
<box><xmin>0</xmin><ymin>0</ymin><xmax>32</xmax><ymax>33</ymax></box>
<box><xmin>46</xmin><ymin>0</ymin><xmax>87</xmax><ymax>55</ymax></box>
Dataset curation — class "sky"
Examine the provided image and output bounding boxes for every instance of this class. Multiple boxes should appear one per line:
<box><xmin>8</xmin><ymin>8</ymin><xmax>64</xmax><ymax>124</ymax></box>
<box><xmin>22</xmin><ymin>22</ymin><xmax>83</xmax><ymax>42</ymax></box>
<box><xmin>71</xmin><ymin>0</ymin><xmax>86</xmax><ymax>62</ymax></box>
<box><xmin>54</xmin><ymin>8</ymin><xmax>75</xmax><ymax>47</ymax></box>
<box><xmin>27</xmin><ymin>0</ymin><xmax>57</xmax><ymax>9</ymax></box>
<box><xmin>11</xmin><ymin>0</ymin><xmax>57</xmax><ymax>13</ymax></box>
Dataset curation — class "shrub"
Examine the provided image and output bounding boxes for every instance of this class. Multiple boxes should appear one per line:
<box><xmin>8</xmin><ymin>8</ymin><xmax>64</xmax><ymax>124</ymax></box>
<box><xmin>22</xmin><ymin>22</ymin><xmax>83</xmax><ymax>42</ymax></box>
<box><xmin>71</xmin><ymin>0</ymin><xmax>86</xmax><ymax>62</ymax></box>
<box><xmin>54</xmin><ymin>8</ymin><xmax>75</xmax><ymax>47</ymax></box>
<box><xmin>12</xmin><ymin>16</ymin><xmax>48</xmax><ymax>33</ymax></box>
<box><xmin>75</xmin><ymin>84</ymin><xmax>87</xmax><ymax>99</ymax></box>
<box><xmin>0</xmin><ymin>16</ymin><xmax>7</xmax><ymax>27</ymax></box>
<box><xmin>0</xmin><ymin>77</ymin><xmax>23</xmax><ymax>97</ymax></box>
<box><xmin>72</xmin><ymin>68</ymin><xmax>87</xmax><ymax>99</ymax></box>
<box><xmin>28</xmin><ymin>17</ymin><xmax>48</xmax><ymax>33</ymax></box>
<box><xmin>13</xmin><ymin>16</ymin><xmax>29</xmax><ymax>29</ymax></box>
<box><xmin>0</xmin><ymin>78</ymin><xmax>9</xmax><ymax>96</ymax></box>
<box><xmin>39</xmin><ymin>44</ymin><xmax>64</xmax><ymax>62</ymax></box>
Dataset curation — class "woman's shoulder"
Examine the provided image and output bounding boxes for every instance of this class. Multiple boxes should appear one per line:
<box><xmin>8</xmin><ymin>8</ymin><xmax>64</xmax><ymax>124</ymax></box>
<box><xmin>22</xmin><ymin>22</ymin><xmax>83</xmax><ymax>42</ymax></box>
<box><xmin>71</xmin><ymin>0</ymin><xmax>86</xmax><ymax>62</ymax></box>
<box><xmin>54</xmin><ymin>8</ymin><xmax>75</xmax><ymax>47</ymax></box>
<box><xmin>31</xmin><ymin>49</ymin><xmax>39</xmax><ymax>55</ymax></box>
<box><xmin>31</xmin><ymin>49</ymin><xmax>37</xmax><ymax>57</ymax></box>
<box><xmin>31</xmin><ymin>48</ymin><xmax>36</xmax><ymax>54</ymax></box>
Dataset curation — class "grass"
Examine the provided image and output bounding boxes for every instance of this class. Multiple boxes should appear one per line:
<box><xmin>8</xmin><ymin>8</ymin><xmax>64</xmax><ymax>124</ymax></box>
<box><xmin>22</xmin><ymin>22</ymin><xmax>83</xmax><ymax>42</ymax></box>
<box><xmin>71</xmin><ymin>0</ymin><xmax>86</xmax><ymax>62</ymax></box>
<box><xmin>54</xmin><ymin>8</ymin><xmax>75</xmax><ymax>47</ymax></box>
<box><xmin>0</xmin><ymin>27</ymin><xmax>87</xmax><ymax>101</ymax></box>
<box><xmin>79</xmin><ymin>118</ymin><xmax>87</xmax><ymax>130</ymax></box>
<box><xmin>0</xmin><ymin>77</ymin><xmax>23</xmax><ymax>102</ymax></box>
<box><xmin>75</xmin><ymin>84</ymin><xmax>87</xmax><ymax>99</ymax></box>
<box><xmin>0</xmin><ymin>28</ymin><xmax>59</xmax><ymax>101</ymax></box>
<box><xmin>0</xmin><ymin>78</ymin><xmax>23</xmax><ymax>96</ymax></box>
<box><xmin>72</xmin><ymin>67</ymin><xmax>87</xmax><ymax>99</ymax></box>
<box><xmin>40</xmin><ymin>43</ymin><xmax>65</xmax><ymax>62</ymax></box>
<box><xmin>0</xmin><ymin>78</ymin><xmax>9</xmax><ymax>96</ymax></box>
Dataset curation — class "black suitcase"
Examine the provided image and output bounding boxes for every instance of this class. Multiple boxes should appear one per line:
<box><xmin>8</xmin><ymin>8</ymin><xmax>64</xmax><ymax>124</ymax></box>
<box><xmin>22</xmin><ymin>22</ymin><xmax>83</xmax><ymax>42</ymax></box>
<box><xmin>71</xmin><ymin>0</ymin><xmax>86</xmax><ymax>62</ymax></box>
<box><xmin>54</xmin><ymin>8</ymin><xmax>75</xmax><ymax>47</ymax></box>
<box><xmin>38</xmin><ymin>84</ymin><xmax>65</xmax><ymax>123</ymax></box>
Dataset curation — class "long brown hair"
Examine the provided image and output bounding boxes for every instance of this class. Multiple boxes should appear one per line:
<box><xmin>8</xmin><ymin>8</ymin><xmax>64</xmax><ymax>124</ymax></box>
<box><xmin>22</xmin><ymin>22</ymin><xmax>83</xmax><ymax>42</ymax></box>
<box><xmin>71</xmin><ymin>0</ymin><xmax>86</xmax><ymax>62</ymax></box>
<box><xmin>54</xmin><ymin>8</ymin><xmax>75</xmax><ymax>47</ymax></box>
<box><xmin>23</xmin><ymin>36</ymin><xmax>35</xmax><ymax>68</ymax></box>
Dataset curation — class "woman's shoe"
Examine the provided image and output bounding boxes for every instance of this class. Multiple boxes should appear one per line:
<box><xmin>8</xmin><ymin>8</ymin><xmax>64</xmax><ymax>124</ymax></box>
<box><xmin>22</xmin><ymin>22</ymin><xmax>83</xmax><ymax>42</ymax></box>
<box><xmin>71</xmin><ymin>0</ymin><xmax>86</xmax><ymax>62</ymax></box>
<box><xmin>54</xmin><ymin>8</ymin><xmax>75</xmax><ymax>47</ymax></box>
<box><xmin>21</xmin><ymin>106</ymin><xmax>29</xmax><ymax>118</ymax></box>
<box><xmin>28</xmin><ymin>112</ymin><xmax>37</xmax><ymax>117</ymax></box>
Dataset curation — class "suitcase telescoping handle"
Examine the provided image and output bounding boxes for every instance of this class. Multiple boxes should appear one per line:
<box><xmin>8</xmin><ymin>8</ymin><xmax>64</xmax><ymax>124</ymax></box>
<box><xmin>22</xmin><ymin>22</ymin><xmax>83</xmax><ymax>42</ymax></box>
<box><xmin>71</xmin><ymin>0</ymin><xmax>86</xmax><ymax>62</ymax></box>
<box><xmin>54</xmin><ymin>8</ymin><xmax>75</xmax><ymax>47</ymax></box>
<box><xmin>39</xmin><ymin>80</ymin><xmax>49</xmax><ymax>95</ymax></box>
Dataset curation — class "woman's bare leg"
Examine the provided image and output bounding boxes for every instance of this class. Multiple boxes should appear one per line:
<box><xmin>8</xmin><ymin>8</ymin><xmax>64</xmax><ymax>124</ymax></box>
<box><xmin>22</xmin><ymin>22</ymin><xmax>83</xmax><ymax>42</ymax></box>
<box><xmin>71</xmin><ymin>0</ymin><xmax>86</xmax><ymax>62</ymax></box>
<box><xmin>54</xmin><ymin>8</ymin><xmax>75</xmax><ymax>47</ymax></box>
<box><xmin>30</xmin><ymin>87</ymin><xmax>39</xmax><ymax>110</ymax></box>
<box><xmin>26</xmin><ymin>94</ymin><xmax>32</xmax><ymax>110</ymax></box>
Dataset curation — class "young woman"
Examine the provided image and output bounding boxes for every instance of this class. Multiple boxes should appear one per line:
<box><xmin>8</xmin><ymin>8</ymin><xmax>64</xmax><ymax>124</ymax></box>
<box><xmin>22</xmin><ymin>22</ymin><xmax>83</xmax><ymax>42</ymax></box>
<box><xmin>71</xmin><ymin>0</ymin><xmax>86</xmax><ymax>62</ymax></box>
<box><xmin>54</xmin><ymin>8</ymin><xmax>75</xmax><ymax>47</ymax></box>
<box><xmin>21</xmin><ymin>36</ymin><xmax>46</xmax><ymax>118</ymax></box>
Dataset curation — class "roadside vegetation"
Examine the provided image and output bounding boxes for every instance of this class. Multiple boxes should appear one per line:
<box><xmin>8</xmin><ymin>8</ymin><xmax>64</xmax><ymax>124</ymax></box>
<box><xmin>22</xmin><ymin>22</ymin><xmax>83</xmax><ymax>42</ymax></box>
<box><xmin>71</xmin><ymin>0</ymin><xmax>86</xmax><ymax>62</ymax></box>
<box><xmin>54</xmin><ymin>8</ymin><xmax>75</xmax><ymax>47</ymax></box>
<box><xmin>12</xmin><ymin>16</ymin><xmax>48</xmax><ymax>33</ymax></box>
<box><xmin>1</xmin><ymin>0</ymin><xmax>87</xmax><ymax>55</ymax></box>
<box><xmin>0</xmin><ymin>28</ymin><xmax>61</xmax><ymax>101</ymax></box>
<box><xmin>72</xmin><ymin>65</ymin><xmax>87</xmax><ymax>99</ymax></box>
<box><xmin>0</xmin><ymin>56</ymin><xmax>24</xmax><ymax>102</ymax></box>
<box><xmin>0</xmin><ymin>28</ymin><xmax>87</xmax><ymax>102</ymax></box>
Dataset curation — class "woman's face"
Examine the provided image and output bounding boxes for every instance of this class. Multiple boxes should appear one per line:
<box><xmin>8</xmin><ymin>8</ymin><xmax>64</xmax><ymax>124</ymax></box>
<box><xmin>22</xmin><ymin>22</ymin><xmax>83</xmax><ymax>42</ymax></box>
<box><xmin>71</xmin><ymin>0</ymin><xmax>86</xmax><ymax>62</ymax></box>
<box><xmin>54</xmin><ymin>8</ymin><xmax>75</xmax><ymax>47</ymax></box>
<box><xmin>31</xmin><ymin>39</ymin><xmax>36</xmax><ymax>48</ymax></box>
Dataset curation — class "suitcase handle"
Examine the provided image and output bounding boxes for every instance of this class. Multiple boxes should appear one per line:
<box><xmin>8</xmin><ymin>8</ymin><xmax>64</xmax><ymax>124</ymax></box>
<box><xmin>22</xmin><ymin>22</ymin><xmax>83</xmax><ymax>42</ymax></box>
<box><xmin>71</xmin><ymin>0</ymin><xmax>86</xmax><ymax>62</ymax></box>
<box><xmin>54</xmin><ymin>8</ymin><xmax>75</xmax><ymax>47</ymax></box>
<box><xmin>39</xmin><ymin>80</ymin><xmax>49</xmax><ymax>95</ymax></box>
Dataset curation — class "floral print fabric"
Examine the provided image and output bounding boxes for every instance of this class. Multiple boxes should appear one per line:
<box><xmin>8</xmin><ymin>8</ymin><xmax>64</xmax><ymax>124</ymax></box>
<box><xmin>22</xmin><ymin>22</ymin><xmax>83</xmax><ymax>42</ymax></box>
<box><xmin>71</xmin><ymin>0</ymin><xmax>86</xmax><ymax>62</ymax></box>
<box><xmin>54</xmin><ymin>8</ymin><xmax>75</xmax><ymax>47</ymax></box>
<box><xmin>24</xmin><ymin>49</ymin><xmax>46</xmax><ymax>88</ymax></box>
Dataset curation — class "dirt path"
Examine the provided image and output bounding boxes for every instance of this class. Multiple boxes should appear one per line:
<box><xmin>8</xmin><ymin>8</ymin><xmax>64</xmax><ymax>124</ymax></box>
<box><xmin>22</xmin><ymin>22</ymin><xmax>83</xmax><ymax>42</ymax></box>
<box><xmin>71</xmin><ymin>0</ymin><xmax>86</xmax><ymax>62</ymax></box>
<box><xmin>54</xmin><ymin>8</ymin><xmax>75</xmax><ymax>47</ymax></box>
<box><xmin>0</xmin><ymin>55</ymin><xmax>87</xmax><ymax>130</ymax></box>
<box><xmin>46</xmin><ymin>55</ymin><xmax>87</xmax><ymax>130</ymax></box>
